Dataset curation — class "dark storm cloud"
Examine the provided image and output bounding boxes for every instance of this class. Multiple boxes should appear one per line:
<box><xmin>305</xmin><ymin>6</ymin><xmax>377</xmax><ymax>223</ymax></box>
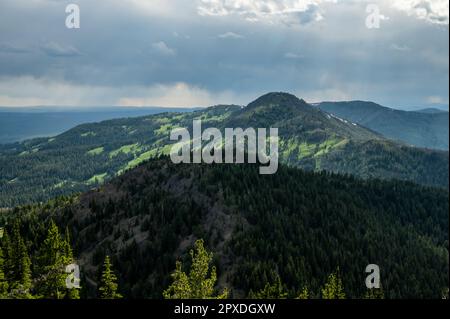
<box><xmin>0</xmin><ymin>0</ymin><xmax>448</xmax><ymax>109</ymax></box>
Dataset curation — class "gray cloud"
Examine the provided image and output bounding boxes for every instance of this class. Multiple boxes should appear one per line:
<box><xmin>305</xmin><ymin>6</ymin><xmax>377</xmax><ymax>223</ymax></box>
<box><xmin>217</xmin><ymin>32</ymin><xmax>244</xmax><ymax>39</ymax></box>
<box><xmin>390</xmin><ymin>44</ymin><xmax>411</xmax><ymax>52</ymax></box>
<box><xmin>151</xmin><ymin>41</ymin><xmax>176</xmax><ymax>56</ymax></box>
<box><xmin>0</xmin><ymin>0</ymin><xmax>447</xmax><ymax>109</ymax></box>
<box><xmin>390</xmin><ymin>0</ymin><xmax>449</xmax><ymax>25</ymax></box>
<box><xmin>284</xmin><ymin>52</ymin><xmax>304</xmax><ymax>59</ymax></box>
<box><xmin>0</xmin><ymin>43</ymin><xmax>32</xmax><ymax>54</ymax></box>
<box><xmin>40</xmin><ymin>42</ymin><xmax>82</xmax><ymax>57</ymax></box>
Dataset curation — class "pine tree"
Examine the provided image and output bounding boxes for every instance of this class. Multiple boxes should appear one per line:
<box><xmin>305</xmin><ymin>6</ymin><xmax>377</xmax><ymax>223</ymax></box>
<box><xmin>296</xmin><ymin>287</ymin><xmax>309</xmax><ymax>299</ymax></box>
<box><xmin>442</xmin><ymin>288</ymin><xmax>449</xmax><ymax>300</ymax></box>
<box><xmin>321</xmin><ymin>269</ymin><xmax>346</xmax><ymax>299</ymax></box>
<box><xmin>163</xmin><ymin>261</ymin><xmax>191</xmax><ymax>299</ymax></box>
<box><xmin>98</xmin><ymin>255</ymin><xmax>122</xmax><ymax>299</ymax></box>
<box><xmin>163</xmin><ymin>239</ymin><xmax>228</xmax><ymax>299</ymax></box>
<box><xmin>9</xmin><ymin>221</ymin><xmax>32</xmax><ymax>298</ymax></box>
<box><xmin>0</xmin><ymin>247</ymin><xmax>9</xmax><ymax>298</ymax></box>
<box><xmin>63</xmin><ymin>227</ymin><xmax>80</xmax><ymax>299</ymax></box>
<box><xmin>63</xmin><ymin>227</ymin><xmax>73</xmax><ymax>260</ymax></box>
<box><xmin>250</xmin><ymin>274</ymin><xmax>288</xmax><ymax>299</ymax></box>
<box><xmin>364</xmin><ymin>286</ymin><xmax>385</xmax><ymax>299</ymax></box>
<box><xmin>36</xmin><ymin>220</ymin><xmax>67</xmax><ymax>299</ymax></box>
<box><xmin>0</xmin><ymin>229</ymin><xmax>12</xmax><ymax>285</ymax></box>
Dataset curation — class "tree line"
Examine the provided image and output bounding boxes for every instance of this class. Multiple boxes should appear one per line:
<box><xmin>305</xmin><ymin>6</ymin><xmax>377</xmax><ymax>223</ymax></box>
<box><xmin>0</xmin><ymin>234</ymin><xmax>386</xmax><ymax>299</ymax></box>
<box><xmin>0</xmin><ymin>219</ymin><xmax>121</xmax><ymax>299</ymax></box>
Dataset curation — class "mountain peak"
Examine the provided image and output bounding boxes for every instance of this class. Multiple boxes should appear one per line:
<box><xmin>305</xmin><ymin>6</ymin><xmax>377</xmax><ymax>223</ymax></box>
<box><xmin>246</xmin><ymin>92</ymin><xmax>308</xmax><ymax>109</ymax></box>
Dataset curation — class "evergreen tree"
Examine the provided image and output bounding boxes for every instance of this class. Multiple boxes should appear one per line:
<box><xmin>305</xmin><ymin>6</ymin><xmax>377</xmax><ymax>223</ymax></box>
<box><xmin>164</xmin><ymin>239</ymin><xmax>228</xmax><ymax>299</ymax></box>
<box><xmin>98</xmin><ymin>255</ymin><xmax>122</xmax><ymax>299</ymax></box>
<box><xmin>321</xmin><ymin>269</ymin><xmax>346</xmax><ymax>299</ymax></box>
<box><xmin>0</xmin><ymin>247</ymin><xmax>8</xmax><ymax>298</ymax></box>
<box><xmin>0</xmin><ymin>229</ymin><xmax>12</xmax><ymax>285</ymax></box>
<box><xmin>442</xmin><ymin>288</ymin><xmax>449</xmax><ymax>300</ymax></box>
<box><xmin>63</xmin><ymin>227</ymin><xmax>80</xmax><ymax>299</ymax></box>
<box><xmin>8</xmin><ymin>221</ymin><xmax>32</xmax><ymax>298</ymax></box>
<box><xmin>36</xmin><ymin>220</ymin><xmax>67</xmax><ymax>299</ymax></box>
<box><xmin>296</xmin><ymin>287</ymin><xmax>309</xmax><ymax>299</ymax></box>
<box><xmin>364</xmin><ymin>287</ymin><xmax>385</xmax><ymax>299</ymax></box>
<box><xmin>250</xmin><ymin>274</ymin><xmax>288</xmax><ymax>299</ymax></box>
<box><xmin>163</xmin><ymin>261</ymin><xmax>191</xmax><ymax>299</ymax></box>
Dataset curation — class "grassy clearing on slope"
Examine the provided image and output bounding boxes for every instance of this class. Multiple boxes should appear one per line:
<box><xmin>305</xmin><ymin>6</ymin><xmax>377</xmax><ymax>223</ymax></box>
<box><xmin>153</xmin><ymin>117</ymin><xmax>171</xmax><ymax>124</ymax></box>
<box><xmin>282</xmin><ymin>138</ymin><xmax>300</xmax><ymax>159</ymax></box>
<box><xmin>118</xmin><ymin>143</ymin><xmax>180</xmax><ymax>175</ymax></box>
<box><xmin>87</xmin><ymin>147</ymin><xmax>104</xmax><ymax>156</ymax></box>
<box><xmin>81</xmin><ymin>131</ymin><xmax>96</xmax><ymax>137</ymax></box>
<box><xmin>123</xmin><ymin>149</ymin><xmax>159</xmax><ymax>171</ymax></box>
<box><xmin>154</xmin><ymin>124</ymin><xmax>174</xmax><ymax>136</ymax></box>
<box><xmin>160</xmin><ymin>143</ymin><xmax>175</xmax><ymax>155</ymax></box>
<box><xmin>86</xmin><ymin>173</ymin><xmax>107</xmax><ymax>185</ymax></box>
<box><xmin>52</xmin><ymin>181</ymin><xmax>78</xmax><ymax>189</ymax></box>
<box><xmin>314</xmin><ymin>138</ymin><xmax>347</xmax><ymax>157</ymax></box>
<box><xmin>109</xmin><ymin>143</ymin><xmax>141</xmax><ymax>158</ymax></box>
<box><xmin>200</xmin><ymin>112</ymin><xmax>232</xmax><ymax>123</ymax></box>
<box><xmin>298</xmin><ymin>142</ymin><xmax>317</xmax><ymax>159</ymax></box>
<box><xmin>281</xmin><ymin>137</ymin><xmax>349</xmax><ymax>161</ymax></box>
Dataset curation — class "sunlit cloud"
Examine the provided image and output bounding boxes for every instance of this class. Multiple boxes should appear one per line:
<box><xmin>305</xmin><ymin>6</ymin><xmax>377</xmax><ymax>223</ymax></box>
<box><xmin>197</xmin><ymin>0</ymin><xmax>338</xmax><ymax>25</ymax></box>
<box><xmin>390</xmin><ymin>0</ymin><xmax>449</xmax><ymax>25</ymax></box>
<box><xmin>217</xmin><ymin>32</ymin><xmax>245</xmax><ymax>39</ymax></box>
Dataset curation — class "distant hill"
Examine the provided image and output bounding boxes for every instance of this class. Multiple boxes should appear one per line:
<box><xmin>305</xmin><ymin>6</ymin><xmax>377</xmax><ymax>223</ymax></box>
<box><xmin>415</xmin><ymin>108</ymin><xmax>448</xmax><ymax>114</ymax></box>
<box><xmin>316</xmin><ymin>101</ymin><xmax>449</xmax><ymax>150</ymax></box>
<box><xmin>0</xmin><ymin>107</ymin><xmax>195</xmax><ymax>144</ymax></box>
<box><xmin>0</xmin><ymin>93</ymin><xmax>448</xmax><ymax>207</ymax></box>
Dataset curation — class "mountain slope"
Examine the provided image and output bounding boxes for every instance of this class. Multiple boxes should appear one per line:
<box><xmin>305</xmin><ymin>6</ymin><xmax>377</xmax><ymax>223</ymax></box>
<box><xmin>4</xmin><ymin>157</ymin><xmax>448</xmax><ymax>298</ymax></box>
<box><xmin>416</xmin><ymin>108</ymin><xmax>448</xmax><ymax>114</ymax></box>
<box><xmin>0</xmin><ymin>107</ymin><xmax>195</xmax><ymax>144</ymax></box>
<box><xmin>317</xmin><ymin>101</ymin><xmax>449</xmax><ymax>150</ymax></box>
<box><xmin>229</xmin><ymin>93</ymin><xmax>383</xmax><ymax>141</ymax></box>
<box><xmin>0</xmin><ymin>93</ymin><xmax>448</xmax><ymax>207</ymax></box>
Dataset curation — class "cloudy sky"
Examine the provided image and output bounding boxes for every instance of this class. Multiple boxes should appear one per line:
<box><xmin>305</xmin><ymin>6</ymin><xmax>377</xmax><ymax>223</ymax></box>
<box><xmin>0</xmin><ymin>0</ymin><xmax>448</xmax><ymax>110</ymax></box>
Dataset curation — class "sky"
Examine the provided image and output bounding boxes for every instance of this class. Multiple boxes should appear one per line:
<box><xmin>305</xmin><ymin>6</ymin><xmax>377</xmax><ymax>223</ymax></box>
<box><xmin>0</xmin><ymin>0</ymin><xmax>448</xmax><ymax>110</ymax></box>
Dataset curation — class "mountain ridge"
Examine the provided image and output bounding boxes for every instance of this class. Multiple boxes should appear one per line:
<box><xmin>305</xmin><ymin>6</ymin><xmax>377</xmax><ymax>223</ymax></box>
<box><xmin>317</xmin><ymin>100</ymin><xmax>449</xmax><ymax>150</ymax></box>
<box><xmin>3</xmin><ymin>156</ymin><xmax>448</xmax><ymax>298</ymax></box>
<box><xmin>0</xmin><ymin>107</ymin><xmax>197</xmax><ymax>144</ymax></box>
<box><xmin>0</xmin><ymin>92</ymin><xmax>448</xmax><ymax>207</ymax></box>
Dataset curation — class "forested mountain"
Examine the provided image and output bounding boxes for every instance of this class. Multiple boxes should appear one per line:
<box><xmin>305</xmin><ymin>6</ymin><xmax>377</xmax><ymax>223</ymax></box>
<box><xmin>0</xmin><ymin>107</ymin><xmax>194</xmax><ymax>144</ymax></box>
<box><xmin>0</xmin><ymin>93</ymin><xmax>448</xmax><ymax>207</ymax></box>
<box><xmin>316</xmin><ymin>101</ymin><xmax>449</xmax><ymax>150</ymax></box>
<box><xmin>1</xmin><ymin>157</ymin><xmax>448</xmax><ymax>299</ymax></box>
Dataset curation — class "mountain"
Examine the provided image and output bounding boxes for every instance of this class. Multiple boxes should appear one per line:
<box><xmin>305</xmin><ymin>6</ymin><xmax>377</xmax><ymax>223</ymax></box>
<box><xmin>415</xmin><ymin>108</ymin><xmax>448</xmax><ymax>114</ymax></box>
<box><xmin>0</xmin><ymin>107</ymin><xmax>195</xmax><ymax>144</ymax></box>
<box><xmin>0</xmin><ymin>93</ymin><xmax>448</xmax><ymax>207</ymax></box>
<box><xmin>316</xmin><ymin>101</ymin><xmax>449</xmax><ymax>150</ymax></box>
<box><xmin>4</xmin><ymin>157</ymin><xmax>448</xmax><ymax>298</ymax></box>
<box><xmin>229</xmin><ymin>93</ymin><xmax>382</xmax><ymax>142</ymax></box>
